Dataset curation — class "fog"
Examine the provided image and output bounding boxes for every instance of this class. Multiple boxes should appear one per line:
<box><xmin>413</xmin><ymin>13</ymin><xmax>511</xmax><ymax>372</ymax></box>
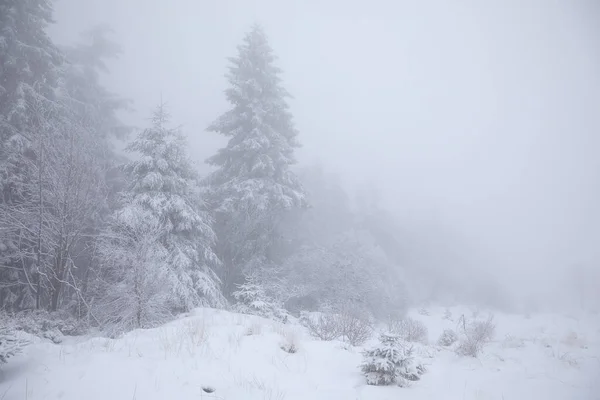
<box><xmin>50</xmin><ymin>0</ymin><xmax>600</xmax><ymax>311</ymax></box>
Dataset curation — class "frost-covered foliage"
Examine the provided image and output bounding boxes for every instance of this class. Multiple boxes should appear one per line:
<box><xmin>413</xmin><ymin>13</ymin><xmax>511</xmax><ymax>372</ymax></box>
<box><xmin>387</xmin><ymin>317</ymin><xmax>429</xmax><ymax>343</ymax></box>
<box><xmin>123</xmin><ymin>103</ymin><xmax>223</xmax><ymax>310</ymax></box>
<box><xmin>337</xmin><ymin>310</ymin><xmax>373</xmax><ymax>346</ymax></box>
<box><xmin>277</xmin><ymin>166</ymin><xmax>407</xmax><ymax>320</ymax></box>
<box><xmin>1</xmin><ymin>309</ymin><xmax>85</xmax><ymax>343</ymax></box>
<box><xmin>0</xmin><ymin>0</ymin><xmax>62</xmax><ymax>148</ymax></box>
<box><xmin>302</xmin><ymin>312</ymin><xmax>342</xmax><ymax>341</ymax></box>
<box><xmin>0</xmin><ymin>0</ymin><xmax>63</xmax><ymax>310</ymax></box>
<box><xmin>60</xmin><ymin>25</ymin><xmax>132</xmax><ymax>143</ymax></box>
<box><xmin>232</xmin><ymin>272</ymin><xmax>287</xmax><ymax>322</ymax></box>
<box><xmin>205</xmin><ymin>24</ymin><xmax>306</xmax><ymax>296</ymax></box>
<box><xmin>93</xmin><ymin>206</ymin><xmax>172</xmax><ymax>336</ymax></box>
<box><xmin>0</xmin><ymin>327</ymin><xmax>25</xmax><ymax>365</ymax></box>
<box><xmin>0</xmin><ymin>5</ymin><xmax>127</xmax><ymax>314</ymax></box>
<box><xmin>361</xmin><ymin>333</ymin><xmax>418</xmax><ymax>387</ymax></box>
<box><xmin>437</xmin><ymin>329</ymin><xmax>458</xmax><ymax>347</ymax></box>
<box><xmin>279</xmin><ymin>331</ymin><xmax>299</xmax><ymax>354</ymax></box>
<box><xmin>302</xmin><ymin>309</ymin><xmax>372</xmax><ymax>346</ymax></box>
<box><xmin>455</xmin><ymin>314</ymin><xmax>496</xmax><ymax>357</ymax></box>
<box><xmin>0</xmin><ymin>96</ymin><xmax>108</xmax><ymax>312</ymax></box>
<box><xmin>280</xmin><ymin>229</ymin><xmax>406</xmax><ymax>320</ymax></box>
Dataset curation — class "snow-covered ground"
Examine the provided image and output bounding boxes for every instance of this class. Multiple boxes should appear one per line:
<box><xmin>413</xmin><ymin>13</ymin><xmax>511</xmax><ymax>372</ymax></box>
<box><xmin>1</xmin><ymin>306</ymin><xmax>599</xmax><ymax>400</ymax></box>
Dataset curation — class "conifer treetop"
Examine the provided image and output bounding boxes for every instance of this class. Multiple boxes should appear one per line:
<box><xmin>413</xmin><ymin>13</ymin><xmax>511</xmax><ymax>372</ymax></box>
<box><xmin>205</xmin><ymin>25</ymin><xmax>305</xmax><ymax>214</ymax></box>
<box><xmin>0</xmin><ymin>0</ymin><xmax>63</xmax><ymax>139</ymax></box>
<box><xmin>125</xmin><ymin>102</ymin><xmax>197</xmax><ymax>203</ymax></box>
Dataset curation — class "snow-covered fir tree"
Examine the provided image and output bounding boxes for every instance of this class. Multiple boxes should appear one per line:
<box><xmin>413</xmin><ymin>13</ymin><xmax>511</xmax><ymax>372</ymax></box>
<box><xmin>0</xmin><ymin>0</ymin><xmax>63</xmax><ymax>202</ymax></box>
<box><xmin>205</xmin><ymin>25</ymin><xmax>306</xmax><ymax>296</ymax></box>
<box><xmin>61</xmin><ymin>25</ymin><xmax>132</xmax><ymax>144</ymax></box>
<box><xmin>0</xmin><ymin>0</ymin><xmax>63</xmax><ymax>151</ymax></box>
<box><xmin>361</xmin><ymin>333</ymin><xmax>416</xmax><ymax>387</ymax></box>
<box><xmin>232</xmin><ymin>270</ymin><xmax>286</xmax><ymax>321</ymax></box>
<box><xmin>124</xmin><ymin>102</ymin><xmax>223</xmax><ymax>310</ymax></box>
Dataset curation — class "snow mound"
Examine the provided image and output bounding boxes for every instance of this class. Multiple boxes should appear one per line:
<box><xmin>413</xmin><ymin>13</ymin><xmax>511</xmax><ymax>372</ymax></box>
<box><xmin>0</xmin><ymin>306</ymin><xmax>598</xmax><ymax>399</ymax></box>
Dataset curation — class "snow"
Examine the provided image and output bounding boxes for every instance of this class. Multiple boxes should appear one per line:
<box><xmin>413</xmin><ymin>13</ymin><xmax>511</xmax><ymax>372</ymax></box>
<box><xmin>1</xmin><ymin>306</ymin><xmax>599</xmax><ymax>400</ymax></box>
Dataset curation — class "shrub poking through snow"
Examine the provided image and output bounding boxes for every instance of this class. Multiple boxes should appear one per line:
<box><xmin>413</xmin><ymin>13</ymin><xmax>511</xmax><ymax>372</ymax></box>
<box><xmin>280</xmin><ymin>331</ymin><xmax>300</xmax><ymax>354</ymax></box>
<box><xmin>303</xmin><ymin>312</ymin><xmax>342</xmax><ymax>341</ymax></box>
<box><xmin>280</xmin><ymin>341</ymin><xmax>298</xmax><ymax>354</ymax></box>
<box><xmin>387</xmin><ymin>317</ymin><xmax>428</xmax><ymax>343</ymax></box>
<box><xmin>0</xmin><ymin>328</ymin><xmax>26</xmax><ymax>364</ymax></box>
<box><xmin>437</xmin><ymin>329</ymin><xmax>458</xmax><ymax>347</ymax></box>
<box><xmin>302</xmin><ymin>308</ymin><xmax>372</xmax><ymax>345</ymax></box>
<box><xmin>361</xmin><ymin>333</ymin><xmax>419</xmax><ymax>387</ymax></box>
<box><xmin>338</xmin><ymin>311</ymin><xmax>373</xmax><ymax>346</ymax></box>
<box><xmin>1</xmin><ymin>310</ymin><xmax>86</xmax><ymax>342</ymax></box>
<box><xmin>455</xmin><ymin>314</ymin><xmax>496</xmax><ymax>357</ymax></box>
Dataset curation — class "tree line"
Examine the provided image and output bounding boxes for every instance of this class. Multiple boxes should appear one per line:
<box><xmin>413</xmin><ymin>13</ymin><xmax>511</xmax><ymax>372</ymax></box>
<box><xmin>0</xmin><ymin>0</ymin><xmax>407</xmax><ymax>334</ymax></box>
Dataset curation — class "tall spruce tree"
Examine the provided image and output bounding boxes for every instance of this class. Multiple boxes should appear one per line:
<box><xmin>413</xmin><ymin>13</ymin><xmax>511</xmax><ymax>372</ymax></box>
<box><xmin>0</xmin><ymin>0</ymin><xmax>63</xmax><ymax>202</ymax></box>
<box><xmin>124</xmin><ymin>103</ymin><xmax>223</xmax><ymax>310</ymax></box>
<box><xmin>0</xmin><ymin>0</ymin><xmax>63</xmax><ymax>129</ymax></box>
<box><xmin>61</xmin><ymin>25</ymin><xmax>132</xmax><ymax>144</ymax></box>
<box><xmin>205</xmin><ymin>25</ymin><xmax>306</xmax><ymax>297</ymax></box>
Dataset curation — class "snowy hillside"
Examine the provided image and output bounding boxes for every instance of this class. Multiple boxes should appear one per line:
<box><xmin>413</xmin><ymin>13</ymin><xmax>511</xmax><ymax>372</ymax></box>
<box><xmin>1</xmin><ymin>306</ymin><xmax>598</xmax><ymax>400</ymax></box>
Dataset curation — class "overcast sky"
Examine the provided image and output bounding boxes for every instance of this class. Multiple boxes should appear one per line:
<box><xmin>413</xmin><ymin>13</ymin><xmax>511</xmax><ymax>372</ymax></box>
<box><xmin>50</xmin><ymin>0</ymin><xmax>600</xmax><ymax>308</ymax></box>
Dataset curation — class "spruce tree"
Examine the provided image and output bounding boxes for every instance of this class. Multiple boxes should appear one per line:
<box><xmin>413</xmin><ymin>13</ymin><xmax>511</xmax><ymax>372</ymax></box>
<box><xmin>0</xmin><ymin>0</ymin><xmax>63</xmax><ymax>173</ymax></box>
<box><xmin>361</xmin><ymin>333</ymin><xmax>416</xmax><ymax>387</ymax></box>
<box><xmin>205</xmin><ymin>25</ymin><xmax>306</xmax><ymax>296</ymax></box>
<box><xmin>124</xmin><ymin>103</ymin><xmax>223</xmax><ymax>310</ymax></box>
<box><xmin>232</xmin><ymin>271</ymin><xmax>286</xmax><ymax>321</ymax></box>
<box><xmin>61</xmin><ymin>25</ymin><xmax>132</xmax><ymax>144</ymax></box>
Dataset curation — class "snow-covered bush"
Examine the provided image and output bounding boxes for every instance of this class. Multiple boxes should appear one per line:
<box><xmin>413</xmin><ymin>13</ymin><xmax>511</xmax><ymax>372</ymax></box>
<box><xmin>302</xmin><ymin>312</ymin><xmax>342</xmax><ymax>341</ymax></box>
<box><xmin>455</xmin><ymin>314</ymin><xmax>496</xmax><ymax>357</ymax></box>
<box><xmin>278</xmin><ymin>226</ymin><xmax>408</xmax><ymax>321</ymax></box>
<box><xmin>232</xmin><ymin>272</ymin><xmax>288</xmax><ymax>323</ymax></box>
<box><xmin>361</xmin><ymin>333</ymin><xmax>420</xmax><ymax>387</ymax></box>
<box><xmin>301</xmin><ymin>306</ymin><xmax>372</xmax><ymax>345</ymax></box>
<box><xmin>338</xmin><ymin>312</ymin><xmax>373</xmax><ymax>346</ymax></box>
<box><xmin>0</xmin><ymin>328</ymin><xmax>26</xmax><ymax>365</ymax></box>
<box><xmin>387</xmin><ymin>317</ymin><xmax>428</xmax><ymax>343</ymax></box>
<box><xmin>1</xmin><ymin>310</ymin><xmax>86</xmax><ymax>343</ymax></box>
<box><xmin>280</xmin><ymin>330</ymin><xmax>300</xmax><ymax>354</ymax></box>
<box><xmin>437</xmin><ymin>329</ymin><xmax>458</xmax><ymax>347</ymax></box>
